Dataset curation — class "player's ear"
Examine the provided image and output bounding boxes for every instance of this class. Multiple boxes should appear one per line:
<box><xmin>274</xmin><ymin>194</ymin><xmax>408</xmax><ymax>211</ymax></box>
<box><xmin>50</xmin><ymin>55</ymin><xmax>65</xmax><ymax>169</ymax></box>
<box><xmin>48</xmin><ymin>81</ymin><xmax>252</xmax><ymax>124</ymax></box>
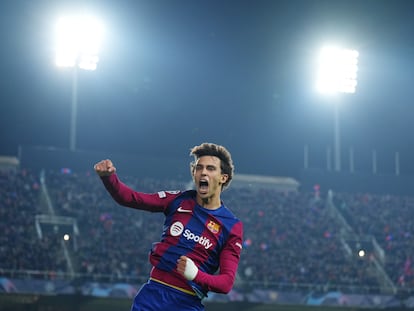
<box><xmin>220</xmin><ymin>174</ymin><xmax>228</xmax><ymax>184</ymax></box>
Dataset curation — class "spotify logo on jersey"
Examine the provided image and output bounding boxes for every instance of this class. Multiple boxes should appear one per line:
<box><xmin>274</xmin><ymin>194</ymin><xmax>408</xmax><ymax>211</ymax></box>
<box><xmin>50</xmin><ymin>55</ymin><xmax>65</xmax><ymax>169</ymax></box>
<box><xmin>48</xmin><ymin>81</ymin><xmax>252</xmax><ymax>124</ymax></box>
<box><xmin>170</xmin><ymin>221</ymin><xmax>184</xmax><ymax>236</ymax></box>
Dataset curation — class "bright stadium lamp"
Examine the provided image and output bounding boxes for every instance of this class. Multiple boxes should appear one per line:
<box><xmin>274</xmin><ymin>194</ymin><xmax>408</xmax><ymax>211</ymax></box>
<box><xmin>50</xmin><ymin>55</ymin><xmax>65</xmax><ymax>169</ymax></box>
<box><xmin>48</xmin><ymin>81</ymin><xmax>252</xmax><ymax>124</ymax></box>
<box><xmin>55</xmin><ymin>14</ymin><xmax>104</xmax><ymax>151</ymax></box>
<box><xmin>55</xmin><ymin>15</ymin><xmax>103</xmax><ymax>70</ymax></box>
<box><xmin>316</xmin><ymin>47</ymin><xmax>359</xmax><ymax>94</ymax></box>
<box><xmin>316</xmin><ymin>46</ymin><xmax>359</xmax><ymax>172</ymax></box>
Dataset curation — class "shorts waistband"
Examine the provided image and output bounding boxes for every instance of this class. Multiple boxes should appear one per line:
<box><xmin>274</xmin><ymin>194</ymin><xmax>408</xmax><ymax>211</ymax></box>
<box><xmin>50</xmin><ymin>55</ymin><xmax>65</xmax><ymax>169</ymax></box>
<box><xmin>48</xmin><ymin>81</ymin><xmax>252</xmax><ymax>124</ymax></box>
<box><xmin>149</xmin><ymin>278</ymin><xmax>197</xmax><ymax>296</ymax></box>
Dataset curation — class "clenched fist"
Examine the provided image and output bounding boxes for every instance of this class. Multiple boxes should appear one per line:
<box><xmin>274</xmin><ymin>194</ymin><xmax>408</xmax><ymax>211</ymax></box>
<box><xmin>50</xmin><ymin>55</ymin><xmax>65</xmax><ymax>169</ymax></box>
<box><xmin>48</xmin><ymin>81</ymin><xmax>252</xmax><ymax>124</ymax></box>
<box><xmin>94</xmin><ymin>159</ymin><xmax>116</xmax><ymax>177</ymax></box>
<box><xmin>177</xmin><ymin>255</ymin><xmax>198</xmax><ymax>281</ymax></box>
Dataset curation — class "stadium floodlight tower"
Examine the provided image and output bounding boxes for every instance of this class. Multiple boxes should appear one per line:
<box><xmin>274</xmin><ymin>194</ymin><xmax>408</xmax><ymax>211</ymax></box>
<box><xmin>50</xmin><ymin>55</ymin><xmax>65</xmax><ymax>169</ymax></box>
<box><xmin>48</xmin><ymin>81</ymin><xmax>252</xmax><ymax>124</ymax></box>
<box><xmin>55</xmin><ymin>14</ymin><xmax>104</xmax><ymax>152</ymax></box>
<box><xmin>316</xmin><ymin>46</ymin><xmax>359</xmax><ymax>172</ymax></box>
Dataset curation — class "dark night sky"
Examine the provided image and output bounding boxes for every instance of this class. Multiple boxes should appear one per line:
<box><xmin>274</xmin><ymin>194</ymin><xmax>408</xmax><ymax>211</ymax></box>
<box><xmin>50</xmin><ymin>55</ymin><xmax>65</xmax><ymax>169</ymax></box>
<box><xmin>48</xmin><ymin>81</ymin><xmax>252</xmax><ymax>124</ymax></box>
<box><xmin>1</xmin><ymin>0</ymin><xmax>414</xmax><ymax>177</ymax></box>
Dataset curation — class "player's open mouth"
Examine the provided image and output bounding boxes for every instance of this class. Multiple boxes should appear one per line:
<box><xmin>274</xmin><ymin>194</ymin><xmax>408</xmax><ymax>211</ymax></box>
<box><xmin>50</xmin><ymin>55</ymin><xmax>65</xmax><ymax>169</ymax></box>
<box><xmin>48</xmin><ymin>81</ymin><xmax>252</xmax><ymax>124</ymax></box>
<box><xmin>199</xmin><ymin>180</ymin><xmax>209</xmax><ymax>193</ymax></box>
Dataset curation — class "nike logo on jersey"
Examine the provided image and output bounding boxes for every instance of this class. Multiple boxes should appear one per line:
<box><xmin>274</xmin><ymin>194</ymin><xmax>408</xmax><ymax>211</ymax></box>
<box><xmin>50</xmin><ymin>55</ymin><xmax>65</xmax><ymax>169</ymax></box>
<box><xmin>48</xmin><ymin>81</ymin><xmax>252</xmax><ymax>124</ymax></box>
<box><xmin>177</xmin><ymin>206</ymin><xmax>192</xmax><ymax>213</ymax></box>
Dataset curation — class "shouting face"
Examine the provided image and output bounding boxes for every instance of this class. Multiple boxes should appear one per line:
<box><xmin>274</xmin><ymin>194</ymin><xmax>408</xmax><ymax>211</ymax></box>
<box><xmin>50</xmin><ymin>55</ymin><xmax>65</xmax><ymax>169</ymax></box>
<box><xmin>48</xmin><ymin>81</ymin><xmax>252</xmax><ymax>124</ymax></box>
<box><xmin>192</xmin><ymin>155</ymin><xmax>228</xmax><ymax>209</ymax></box>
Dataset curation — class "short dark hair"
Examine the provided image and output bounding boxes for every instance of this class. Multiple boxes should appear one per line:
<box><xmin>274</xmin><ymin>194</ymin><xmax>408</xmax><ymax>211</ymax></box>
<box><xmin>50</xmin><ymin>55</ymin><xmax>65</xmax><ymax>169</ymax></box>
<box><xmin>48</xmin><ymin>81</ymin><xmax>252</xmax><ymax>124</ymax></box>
<box><xmin>190</xmin><ymin>142</ymin><xmax>234</xmax><ymax>190</ymax></box>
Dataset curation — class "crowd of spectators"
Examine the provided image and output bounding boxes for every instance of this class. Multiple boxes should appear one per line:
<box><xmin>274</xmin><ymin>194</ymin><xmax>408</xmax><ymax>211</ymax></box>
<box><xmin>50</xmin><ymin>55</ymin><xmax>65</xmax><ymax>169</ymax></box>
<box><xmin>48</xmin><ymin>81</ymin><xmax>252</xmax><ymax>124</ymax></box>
<box><xmin>0</xmin><ymin>169</ymin><xmax>66</xmax><ymax>278</ymax></box>
<box><xmin>225</xmin><ymin>187</ymin><xmax>379</xmax><ymax>293</ymax></box>
<box><xmin>2</xmin><ymin>167</ymin><xmax>414</xmax><ymax>294</ymax></box>
<box><xmin>334</xmin><ymin>192</ymin><xmax>414</xmax><ymax>289</ymax></box>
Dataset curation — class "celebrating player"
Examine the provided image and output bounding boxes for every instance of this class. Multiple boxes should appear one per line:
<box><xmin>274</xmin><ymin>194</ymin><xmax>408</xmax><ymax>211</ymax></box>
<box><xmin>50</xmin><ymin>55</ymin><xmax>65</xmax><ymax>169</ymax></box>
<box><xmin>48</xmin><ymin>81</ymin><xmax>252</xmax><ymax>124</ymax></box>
<box><xmin>94</xmin><ymin>142</ymin><xmax>243</xmax><ymax>311</ymax></box>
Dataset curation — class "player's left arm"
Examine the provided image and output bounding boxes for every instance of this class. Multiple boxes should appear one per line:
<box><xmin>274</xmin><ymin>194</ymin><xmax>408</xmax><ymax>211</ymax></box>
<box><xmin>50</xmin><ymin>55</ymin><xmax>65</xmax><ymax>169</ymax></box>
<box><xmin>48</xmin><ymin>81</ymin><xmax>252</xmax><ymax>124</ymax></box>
<box><xmin>178</xmin><ymin>221</ymin><xmax>243</xmax><ymax>294</ymax></box>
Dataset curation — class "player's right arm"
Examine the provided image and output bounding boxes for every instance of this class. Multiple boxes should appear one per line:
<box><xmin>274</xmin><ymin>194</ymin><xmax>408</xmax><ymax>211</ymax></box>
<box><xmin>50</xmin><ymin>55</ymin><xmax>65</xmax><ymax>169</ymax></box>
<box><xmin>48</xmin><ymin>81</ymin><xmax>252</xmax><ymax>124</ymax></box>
<box><xmin>94</xmin><ymin>159</ymin><xmax>175</xmax><ymax>212</ymax></box>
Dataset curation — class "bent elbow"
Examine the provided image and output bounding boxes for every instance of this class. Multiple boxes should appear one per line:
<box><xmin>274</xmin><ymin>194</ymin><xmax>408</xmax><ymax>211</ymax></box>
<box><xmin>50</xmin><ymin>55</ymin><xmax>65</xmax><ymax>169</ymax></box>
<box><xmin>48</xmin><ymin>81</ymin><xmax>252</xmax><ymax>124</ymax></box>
<box><xmin>217</xmin><ymin>277</ymin><xmax>234</xmax><ymax>294</ymax></box>
<box><xmin>221</xmin><ymin>285</ymin><xmax>232</xmax><ymax>294</ymax></box>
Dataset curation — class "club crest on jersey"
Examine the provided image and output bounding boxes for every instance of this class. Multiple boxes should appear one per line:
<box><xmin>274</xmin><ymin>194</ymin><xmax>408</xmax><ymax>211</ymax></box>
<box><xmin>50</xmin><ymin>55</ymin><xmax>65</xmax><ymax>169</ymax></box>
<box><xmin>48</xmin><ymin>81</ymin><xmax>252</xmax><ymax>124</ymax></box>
<box><xmin>207</xmin><ymin>221</ymin><xmax>220</xmax><ymax>234</ymax></box>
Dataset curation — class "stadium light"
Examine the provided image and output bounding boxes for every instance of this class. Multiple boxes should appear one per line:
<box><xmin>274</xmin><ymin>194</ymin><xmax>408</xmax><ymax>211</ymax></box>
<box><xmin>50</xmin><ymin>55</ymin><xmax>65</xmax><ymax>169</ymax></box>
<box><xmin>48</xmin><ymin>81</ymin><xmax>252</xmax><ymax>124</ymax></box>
<box><xmin>316</xmin><ymin>47</ymin><xmax>359</xmax><ymax>94</ymax></box>
<box><xmin>316</xmin><ymin>46</ymin><xmax>359</xmax><ymax>172</ymax></box>
<box><xmin>55</xmin><ymin>14</ymin><xmax>104</xmax><ymax>151</ymax></box>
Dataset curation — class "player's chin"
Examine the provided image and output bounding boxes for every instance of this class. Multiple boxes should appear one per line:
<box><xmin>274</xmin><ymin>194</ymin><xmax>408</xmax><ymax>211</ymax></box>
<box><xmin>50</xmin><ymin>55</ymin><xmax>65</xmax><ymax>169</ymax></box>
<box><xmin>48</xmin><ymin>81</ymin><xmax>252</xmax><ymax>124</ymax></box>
<box><xmin>197</xmin><ymin>189</ymin><xmax>209</xmax><ymax>197</ymax></box>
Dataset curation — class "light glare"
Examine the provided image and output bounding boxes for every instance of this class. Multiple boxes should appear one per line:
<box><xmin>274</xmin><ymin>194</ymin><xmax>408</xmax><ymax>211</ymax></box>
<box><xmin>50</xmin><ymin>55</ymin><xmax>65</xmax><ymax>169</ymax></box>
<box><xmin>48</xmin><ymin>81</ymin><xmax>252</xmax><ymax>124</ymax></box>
<box><xmin>55</xmin><ymin>15</ymin><xmax>104</xmax><ymax>71</ymax></box>
<box><xmin>316</xmin><ymin>46</ymin><xmax>359</xmax><ymax>94</ymax></box>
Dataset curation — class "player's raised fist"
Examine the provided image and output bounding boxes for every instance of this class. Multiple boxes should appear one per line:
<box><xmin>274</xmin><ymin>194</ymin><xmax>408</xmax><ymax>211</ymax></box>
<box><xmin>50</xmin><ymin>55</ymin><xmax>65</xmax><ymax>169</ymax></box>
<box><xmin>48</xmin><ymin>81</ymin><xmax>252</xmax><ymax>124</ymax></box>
<box><xmin>94</xmin><ymin>159</ymin><xmax>116</xmax><ymax>176</ymax></box>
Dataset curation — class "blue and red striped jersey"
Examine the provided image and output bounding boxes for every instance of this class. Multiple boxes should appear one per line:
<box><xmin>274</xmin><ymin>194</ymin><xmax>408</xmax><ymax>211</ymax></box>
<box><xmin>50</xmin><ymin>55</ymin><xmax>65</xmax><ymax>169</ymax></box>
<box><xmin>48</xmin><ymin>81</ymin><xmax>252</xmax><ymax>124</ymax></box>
<box><xmin>101</xmin><ymin>174</ymin><xmax>243</xmax><ymax>297</ymax></box>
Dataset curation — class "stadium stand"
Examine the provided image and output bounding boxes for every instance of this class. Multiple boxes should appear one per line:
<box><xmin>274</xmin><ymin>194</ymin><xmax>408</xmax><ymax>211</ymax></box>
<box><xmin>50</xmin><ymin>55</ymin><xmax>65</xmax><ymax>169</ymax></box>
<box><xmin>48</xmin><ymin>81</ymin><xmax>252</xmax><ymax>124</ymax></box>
<box><xmin>1</xmin><ymin>163</ymin><xmax>414</xmax><ymax>309</ymax></box>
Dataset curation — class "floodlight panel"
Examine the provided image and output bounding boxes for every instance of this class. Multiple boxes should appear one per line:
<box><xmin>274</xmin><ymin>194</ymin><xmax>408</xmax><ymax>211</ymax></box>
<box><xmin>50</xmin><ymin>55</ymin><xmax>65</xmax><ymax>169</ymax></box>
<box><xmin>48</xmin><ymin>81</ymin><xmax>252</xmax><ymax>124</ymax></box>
<box><xmin>339</xmin><ymin>79</ymin><xmax>358</xmax><ymax>94</ymax></box>
<box><xmin>316</xmin><ymin>47</ymin><xmax>359</xmax><ymax>94</ymax></box>
<box><xmin>55</xmin><ymin>51</ymin><xmax>77</xmax><ymax>68</ymax></box>
<box><xmin>78</xmin><ymin>55</ymin><xmax>99</xmax><ymax>71</ymax></box>
<box><xmin>55</xmin><ymin>15</ymin><xmax>103</xmax><ymax>70</ymax></box>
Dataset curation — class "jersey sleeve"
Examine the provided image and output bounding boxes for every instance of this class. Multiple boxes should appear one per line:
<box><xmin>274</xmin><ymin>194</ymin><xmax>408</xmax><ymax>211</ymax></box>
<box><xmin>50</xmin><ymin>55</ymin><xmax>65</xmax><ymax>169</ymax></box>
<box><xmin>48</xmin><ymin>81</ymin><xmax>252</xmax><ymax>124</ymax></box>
<box><xmin>100</xmin><ymin>174</ymin><xmax>177</xmax><ymax>212</ymax></box>
<box><xmin>193</xmin><ymin>221</ymin><xmax>243</xmax><ymax>294</ymax></box>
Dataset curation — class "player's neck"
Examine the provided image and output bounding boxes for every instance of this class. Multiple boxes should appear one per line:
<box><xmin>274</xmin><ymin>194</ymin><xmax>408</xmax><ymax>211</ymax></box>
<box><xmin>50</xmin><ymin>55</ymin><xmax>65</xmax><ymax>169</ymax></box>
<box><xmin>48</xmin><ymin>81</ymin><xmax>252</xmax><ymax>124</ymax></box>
<box><xmin>197</xmin><ymin>195</ymin><xmax>221</xmax><ymax>210</ymax></box>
